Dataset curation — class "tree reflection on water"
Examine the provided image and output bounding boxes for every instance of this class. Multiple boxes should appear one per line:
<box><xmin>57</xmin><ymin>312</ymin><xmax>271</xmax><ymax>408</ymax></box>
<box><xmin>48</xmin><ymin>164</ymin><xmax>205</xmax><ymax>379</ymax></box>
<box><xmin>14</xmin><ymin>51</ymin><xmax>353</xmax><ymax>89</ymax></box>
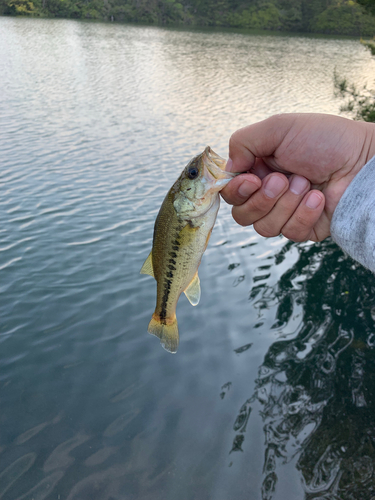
<box><xmin>233</xmin><ymin>239</ymin><xmax>375</xmax><ymax>499</ymax></box>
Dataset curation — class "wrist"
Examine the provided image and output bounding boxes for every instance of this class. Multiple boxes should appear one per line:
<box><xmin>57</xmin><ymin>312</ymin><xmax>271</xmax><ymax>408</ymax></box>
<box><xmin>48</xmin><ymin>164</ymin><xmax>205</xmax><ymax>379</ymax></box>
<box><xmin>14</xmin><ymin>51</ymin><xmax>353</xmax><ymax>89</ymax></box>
<box><xmin>356</xmin><ymin>121</ymin><xmax>375</xmax><ymax>174</ymax></box>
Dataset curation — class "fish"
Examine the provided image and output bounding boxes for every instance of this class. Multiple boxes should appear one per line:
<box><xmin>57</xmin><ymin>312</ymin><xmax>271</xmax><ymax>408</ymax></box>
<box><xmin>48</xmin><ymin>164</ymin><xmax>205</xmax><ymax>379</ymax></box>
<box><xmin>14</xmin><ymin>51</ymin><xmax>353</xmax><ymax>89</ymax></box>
<box><xmin>140</xmin><ymin>146</ymin><xmax>237</xmax><ymax>353</ymax></box>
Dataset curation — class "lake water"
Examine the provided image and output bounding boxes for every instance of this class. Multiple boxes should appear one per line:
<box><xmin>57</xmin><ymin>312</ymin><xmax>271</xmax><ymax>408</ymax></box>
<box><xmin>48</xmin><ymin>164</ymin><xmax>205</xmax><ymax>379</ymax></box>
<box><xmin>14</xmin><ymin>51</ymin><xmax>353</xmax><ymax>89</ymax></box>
<box><xmin>1</xmin><ymin>17</ymin><xmax>375</xmax><ymax>500</ymax></box>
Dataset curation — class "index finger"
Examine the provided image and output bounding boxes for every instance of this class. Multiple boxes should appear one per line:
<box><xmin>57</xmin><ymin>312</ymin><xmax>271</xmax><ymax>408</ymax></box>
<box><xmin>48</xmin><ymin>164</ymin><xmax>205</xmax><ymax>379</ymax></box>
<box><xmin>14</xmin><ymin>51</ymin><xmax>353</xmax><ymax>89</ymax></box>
<box><xmin>227</xmin><ymin>114</ymin><xmax>298</xmax><ymax>173</ymax></box>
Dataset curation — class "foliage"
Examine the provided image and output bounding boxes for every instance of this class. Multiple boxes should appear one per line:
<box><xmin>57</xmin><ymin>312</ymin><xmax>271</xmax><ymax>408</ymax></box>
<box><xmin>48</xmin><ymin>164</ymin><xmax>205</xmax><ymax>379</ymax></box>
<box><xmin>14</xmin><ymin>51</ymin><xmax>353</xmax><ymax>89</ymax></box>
<box><xmin>1</xmin><ymin>0</ymin><xmax>375</xmax><ymax>37</ymax></box>
<box><xmin>334</xmin><ymin>69</ymin><xmax>375</xmax><ymax>122</ymax></box>
<box><xmin>227</xmin><ymin>2</ymin><xmax>281</xmax><ymax>30</ymax></box>
<box><xmin>310</xmin><ymin>0</ymin><xmax>375</xmax><ymax>36</ymax></box>
<box><xmin>357</xmin><ymin>0</ymin><xmax>375</xmax><ymax>16</ymax></box>
<box><xmin>6</xmin><ymin>0</ymin><xmax>39</xmax><ymax>15</ymax></box>
<box><xmin>361</xmin><ymin>37</ymin><xmax>375</xmax><ymax>54</ymax></box>
<box><xmin>102</xmin><ymin>0</ymin><xmax>187</xmax><ymax>24</ymax></box>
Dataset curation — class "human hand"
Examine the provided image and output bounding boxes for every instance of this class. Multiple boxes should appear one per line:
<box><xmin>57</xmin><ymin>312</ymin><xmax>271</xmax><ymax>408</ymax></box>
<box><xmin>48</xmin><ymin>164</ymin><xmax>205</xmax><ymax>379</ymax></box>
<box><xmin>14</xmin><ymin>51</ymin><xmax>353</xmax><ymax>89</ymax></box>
<box><xmin>221</xmin><ymin>113</ymin><xmax>375</xmax><ymax>242</ymax></box>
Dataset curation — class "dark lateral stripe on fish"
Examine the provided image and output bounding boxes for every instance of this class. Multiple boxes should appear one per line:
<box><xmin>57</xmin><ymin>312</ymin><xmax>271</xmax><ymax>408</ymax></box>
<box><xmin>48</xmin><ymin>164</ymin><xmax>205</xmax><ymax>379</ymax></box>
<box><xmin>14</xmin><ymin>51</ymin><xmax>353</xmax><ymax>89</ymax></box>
<box><xmin>157</xmin><ymin>225</ymin><xmax>183</xmax><ymax>325</ymax></box>
<box><xmin>160</xmin><ymin>278</ymin><xmax>172</xmax><ymax>321</ymax></box>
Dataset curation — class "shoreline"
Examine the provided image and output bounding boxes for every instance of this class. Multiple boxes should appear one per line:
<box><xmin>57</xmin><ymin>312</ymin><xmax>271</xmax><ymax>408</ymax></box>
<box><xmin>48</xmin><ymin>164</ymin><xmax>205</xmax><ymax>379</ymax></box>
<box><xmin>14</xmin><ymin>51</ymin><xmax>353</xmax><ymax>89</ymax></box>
<box><xmin>0</xmin><ymin>15</ymin><xmax>371</xmax><ymax>40</ymax></box>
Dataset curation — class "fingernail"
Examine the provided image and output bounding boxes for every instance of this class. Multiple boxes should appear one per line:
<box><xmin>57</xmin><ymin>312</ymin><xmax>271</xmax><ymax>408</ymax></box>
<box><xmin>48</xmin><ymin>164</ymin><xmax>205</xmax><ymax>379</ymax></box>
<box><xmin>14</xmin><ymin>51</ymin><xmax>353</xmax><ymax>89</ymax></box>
<box><xmin>306</xmin><ymin>192</ymin><xmax>322</xmax><ymax>209</ymax></box>
<box><xmin>226</xmin><ymin>158</ymin><xmax>234</xmax><ymax>172</ymax></box>
<box><xmin>264</xmin><ymin>176</ymin><xmax>286</xmax><ymax>198</ymax></box>
<box><xmin>238</xmin><ymin>180</ymin><xmax>253</xmax><ymax>198</ymax></box>
<box><xmin>290</xmin><ymin>176</ymin><xmax>309</xmax><ymax>195</ymax></box>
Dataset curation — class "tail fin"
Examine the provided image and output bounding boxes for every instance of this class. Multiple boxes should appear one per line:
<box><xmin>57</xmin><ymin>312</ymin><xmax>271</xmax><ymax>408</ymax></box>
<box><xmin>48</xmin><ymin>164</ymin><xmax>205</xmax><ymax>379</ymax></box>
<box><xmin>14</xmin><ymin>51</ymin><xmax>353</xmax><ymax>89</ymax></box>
<box><xmin>148</xmin><ymin>315</ymin><xmax>179</xmax><ymax>354</ymax></box>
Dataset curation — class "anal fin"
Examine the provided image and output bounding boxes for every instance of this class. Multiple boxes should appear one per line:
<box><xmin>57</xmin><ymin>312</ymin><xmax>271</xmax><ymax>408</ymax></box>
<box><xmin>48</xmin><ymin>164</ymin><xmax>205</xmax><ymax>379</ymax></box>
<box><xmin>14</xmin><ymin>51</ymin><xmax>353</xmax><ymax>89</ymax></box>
<box><xmin>184</xmin><ymin>272</ymin><xmax>201</xmax><ymax>306</ymax></box>
<box><xmin>140</xmin><ymin>251</ymin><xmax>154</xmax><ymax>278</ymax></box>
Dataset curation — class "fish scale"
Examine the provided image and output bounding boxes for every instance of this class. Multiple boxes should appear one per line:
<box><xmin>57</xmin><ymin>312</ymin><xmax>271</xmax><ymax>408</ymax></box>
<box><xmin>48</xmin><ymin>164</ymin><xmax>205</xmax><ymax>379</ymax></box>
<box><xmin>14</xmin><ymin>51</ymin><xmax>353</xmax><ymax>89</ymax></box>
<box><xmin>141</xmin><ymin>147</ymin><xmax>236</xmax><ymax>353</ymax></box>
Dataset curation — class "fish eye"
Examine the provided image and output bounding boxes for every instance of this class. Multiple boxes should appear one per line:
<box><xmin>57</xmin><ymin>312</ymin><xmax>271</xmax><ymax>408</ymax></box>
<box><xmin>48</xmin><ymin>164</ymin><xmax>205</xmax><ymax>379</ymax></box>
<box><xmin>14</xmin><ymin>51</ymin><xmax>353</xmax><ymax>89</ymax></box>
<box><xmin>188</xmin><ymin>167</ymin><xmax>199</xmax><ymax>180</ymax></box>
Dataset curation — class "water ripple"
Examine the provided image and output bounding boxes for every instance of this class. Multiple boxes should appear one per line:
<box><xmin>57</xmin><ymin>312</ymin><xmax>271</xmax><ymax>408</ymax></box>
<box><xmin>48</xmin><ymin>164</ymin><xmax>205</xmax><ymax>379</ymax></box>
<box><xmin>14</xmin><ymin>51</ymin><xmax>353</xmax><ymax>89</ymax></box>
<box><xmin>1</xmin><ymin>17</ymin><xmax>375</xmax><ymax>500</ymax></box>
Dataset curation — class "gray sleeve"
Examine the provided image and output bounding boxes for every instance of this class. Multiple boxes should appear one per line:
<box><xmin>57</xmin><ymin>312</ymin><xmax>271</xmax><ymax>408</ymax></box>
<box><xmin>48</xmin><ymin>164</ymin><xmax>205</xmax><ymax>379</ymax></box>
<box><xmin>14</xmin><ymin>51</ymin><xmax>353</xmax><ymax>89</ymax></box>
<box><xmin>331</xmin><ymin>155</ymin><xmax>375</xmax><ymax>272</ymax></box>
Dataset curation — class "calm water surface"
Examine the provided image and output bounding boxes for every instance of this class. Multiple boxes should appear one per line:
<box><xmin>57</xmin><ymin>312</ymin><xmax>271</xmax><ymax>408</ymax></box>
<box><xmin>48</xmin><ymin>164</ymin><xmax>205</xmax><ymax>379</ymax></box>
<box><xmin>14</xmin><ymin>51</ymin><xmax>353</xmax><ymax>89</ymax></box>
<box><xmin>1</xmin><ymin>17</ymin><xmax>375</xmax><ymax>500</ymax></box>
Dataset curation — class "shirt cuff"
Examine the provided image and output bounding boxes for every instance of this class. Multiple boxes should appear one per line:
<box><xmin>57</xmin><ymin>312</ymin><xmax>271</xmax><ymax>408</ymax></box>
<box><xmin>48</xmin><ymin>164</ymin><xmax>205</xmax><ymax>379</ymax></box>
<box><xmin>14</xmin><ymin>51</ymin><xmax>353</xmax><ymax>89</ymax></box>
<box><xmin>331</xmin><ymin>154</ymin><xmax>375</xmax><ymax>272</ymax></box>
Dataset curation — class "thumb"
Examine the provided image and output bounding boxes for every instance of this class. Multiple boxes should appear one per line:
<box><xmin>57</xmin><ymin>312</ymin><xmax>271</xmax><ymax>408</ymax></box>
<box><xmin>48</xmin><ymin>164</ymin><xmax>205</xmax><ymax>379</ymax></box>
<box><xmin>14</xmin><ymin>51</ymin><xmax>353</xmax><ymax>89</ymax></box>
<box><xmin>227</xmin><ymin>114</ymin><xmax>298</xmax><ymax>173</ymax></box>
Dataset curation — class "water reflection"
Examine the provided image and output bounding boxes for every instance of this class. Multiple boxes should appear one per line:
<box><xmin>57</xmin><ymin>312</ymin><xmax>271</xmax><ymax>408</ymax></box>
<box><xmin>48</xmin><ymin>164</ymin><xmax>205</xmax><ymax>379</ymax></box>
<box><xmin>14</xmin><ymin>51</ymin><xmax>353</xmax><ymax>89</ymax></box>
<box><xmin>2</xmin><ymin>17</ymin><xmax>375</xmax><ymax>500</ymax></box>
<box><xmin>232</xmin><ymin>239</ymin><xmax>375</xmax><ymax>499</ymax></box>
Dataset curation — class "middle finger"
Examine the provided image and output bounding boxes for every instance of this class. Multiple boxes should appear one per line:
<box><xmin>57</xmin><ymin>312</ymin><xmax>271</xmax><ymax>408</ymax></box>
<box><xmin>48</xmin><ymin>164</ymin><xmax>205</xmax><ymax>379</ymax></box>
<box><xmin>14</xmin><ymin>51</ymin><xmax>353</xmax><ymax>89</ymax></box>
<box><xmin>231</xmin><ymin>172</ymin><xmax>289</xmax><ymax>227</ymax></box>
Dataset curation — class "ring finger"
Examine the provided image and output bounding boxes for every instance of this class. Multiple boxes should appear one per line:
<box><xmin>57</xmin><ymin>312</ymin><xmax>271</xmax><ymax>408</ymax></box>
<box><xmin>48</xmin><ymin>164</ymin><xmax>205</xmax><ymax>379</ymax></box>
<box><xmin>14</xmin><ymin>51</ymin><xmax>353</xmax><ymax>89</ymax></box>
<box><xmin>253</xmin><ymin>175</ymin><xmax>311</xmax><ymax>237</ymax></box>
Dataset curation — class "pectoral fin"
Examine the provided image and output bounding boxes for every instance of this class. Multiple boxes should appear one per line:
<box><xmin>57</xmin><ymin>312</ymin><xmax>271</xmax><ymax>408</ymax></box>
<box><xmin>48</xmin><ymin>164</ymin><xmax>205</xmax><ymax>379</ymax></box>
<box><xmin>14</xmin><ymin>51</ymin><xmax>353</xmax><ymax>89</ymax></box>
<box><xmin>178</xmin><ymin>222</ymin><xmax>199</xmax><ymax>241</ymax></box>
<box><xmin>140</xmin><ymin>251</ymin><xmax>154</xmax><ymax>278</ymax></box>
<box><xmin>184</xmin><ymin>272</ymin><xmax>201</xmax><ymax>306</ymax></box>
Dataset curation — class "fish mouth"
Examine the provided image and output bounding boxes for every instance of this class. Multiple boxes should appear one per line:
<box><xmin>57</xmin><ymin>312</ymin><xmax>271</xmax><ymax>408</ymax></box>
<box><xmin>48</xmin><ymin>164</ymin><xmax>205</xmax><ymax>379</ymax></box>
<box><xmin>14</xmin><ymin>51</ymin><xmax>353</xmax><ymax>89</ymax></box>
<box><xmin>202</xmin><ymin>146</ymin><xmax>236</xmax><ymax>188</ymax></box>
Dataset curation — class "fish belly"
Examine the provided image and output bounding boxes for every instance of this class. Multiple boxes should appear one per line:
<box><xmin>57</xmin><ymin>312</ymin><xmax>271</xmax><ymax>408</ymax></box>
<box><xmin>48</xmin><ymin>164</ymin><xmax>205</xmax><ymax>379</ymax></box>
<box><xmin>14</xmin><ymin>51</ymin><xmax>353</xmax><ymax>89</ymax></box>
<box><xmin>150</xmin><ymin>196</ymin><xmax>219</xmax><ymax>352</ymax></box>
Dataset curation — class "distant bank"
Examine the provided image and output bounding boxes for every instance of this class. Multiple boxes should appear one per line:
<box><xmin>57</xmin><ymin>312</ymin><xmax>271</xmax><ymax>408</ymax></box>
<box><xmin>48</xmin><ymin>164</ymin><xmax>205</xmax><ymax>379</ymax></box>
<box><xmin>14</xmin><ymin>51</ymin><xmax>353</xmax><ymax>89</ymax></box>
<box><xmin>2</xmin><ymin>0</ymin><xmax>375</xmax><ymax>37</ymax></box>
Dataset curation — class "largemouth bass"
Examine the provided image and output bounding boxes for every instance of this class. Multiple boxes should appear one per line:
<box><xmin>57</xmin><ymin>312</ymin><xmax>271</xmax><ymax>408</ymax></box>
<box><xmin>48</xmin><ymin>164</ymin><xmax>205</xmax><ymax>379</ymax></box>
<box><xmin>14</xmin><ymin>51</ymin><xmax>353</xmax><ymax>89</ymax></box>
<box><xmin>140</xmin><ymin>147</ymin><xmax>236</xmax><ymax>353</ymax></box>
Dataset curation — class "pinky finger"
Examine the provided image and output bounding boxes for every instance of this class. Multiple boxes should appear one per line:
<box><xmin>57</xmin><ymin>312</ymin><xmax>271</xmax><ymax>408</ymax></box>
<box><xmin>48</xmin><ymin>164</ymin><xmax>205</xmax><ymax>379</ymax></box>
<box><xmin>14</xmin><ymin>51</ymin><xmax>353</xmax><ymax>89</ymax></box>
<box><xmin>281</xmin><ymin>191</ymin><xmax>325</xmax><ymax>242</ymax></box>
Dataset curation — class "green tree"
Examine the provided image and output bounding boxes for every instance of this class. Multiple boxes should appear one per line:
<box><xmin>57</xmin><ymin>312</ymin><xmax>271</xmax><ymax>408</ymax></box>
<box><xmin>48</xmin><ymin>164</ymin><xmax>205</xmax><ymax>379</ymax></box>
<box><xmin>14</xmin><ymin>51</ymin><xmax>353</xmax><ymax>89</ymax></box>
<box><xmin>311</xmin><ymin>0</ymin><xmax>375</xmax><ymax>36</ymax></box>
<box><xmin>2</xmin><ymin>0</ymin><xmax>375</xmax><ymax>36</ymax></box>
<box><xmin>356</xmin><ymin>0</ymin><xmax>375</xmax><ymax>15</ymax></box>
<box><xmin>227</xmin><ymin>1</ymin><xmax>281</xmax><ymax>29</ymax></box>
<box><xmin>4</xmin><ymin>0</ymin><xmax>40</xmax><ymax>14</ymax></box>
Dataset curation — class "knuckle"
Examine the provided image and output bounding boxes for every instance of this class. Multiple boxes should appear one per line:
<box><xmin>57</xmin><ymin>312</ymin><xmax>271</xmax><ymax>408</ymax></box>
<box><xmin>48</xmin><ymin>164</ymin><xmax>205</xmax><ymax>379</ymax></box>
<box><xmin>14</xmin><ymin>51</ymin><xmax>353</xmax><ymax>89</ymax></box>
<box><xmin>228</xmin><ymin>135</ymin><xmax>240</xmax><ymax>156</ymax></box>
<box><xmin>220</xmin><ymin>186</ymin><xmax>235</xmax><ymax>205</ymax></box>
<box><xmin>282</xmin><ymin>219</ymin><xmax>312</xmax><ymax>242</ymax></box>
<box><xmin>228</xmin><ymin>134</ymin><xmax>236</xmax><ymax>149</ymax></box>
<box><xmin>229</xmin><ymin>131</ymin><xmax>241</xmax><ymax>147</ymax></box>
<box><xmin>232</xmin><ymin>208</ymin><xmax>252</xmax><ymax>227</ymax></box>
<box><xmin>254</xmin><ymin>220</ymin><xmax>280</xmax><ymax>238</ymax></box>
<box><xmin>294</xmin><ymin>213</ymin><xmax>314</xmax><ymax>230</ymax></box>
<box><xmin>246</xmin><ymin>195</ymin><xmax>273</xmax><ymax>215</ymax></box>
<box><xmin>282</xmin><ymin>230</ymin><xmax>307</xmax><ymax>243</ymax></box>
